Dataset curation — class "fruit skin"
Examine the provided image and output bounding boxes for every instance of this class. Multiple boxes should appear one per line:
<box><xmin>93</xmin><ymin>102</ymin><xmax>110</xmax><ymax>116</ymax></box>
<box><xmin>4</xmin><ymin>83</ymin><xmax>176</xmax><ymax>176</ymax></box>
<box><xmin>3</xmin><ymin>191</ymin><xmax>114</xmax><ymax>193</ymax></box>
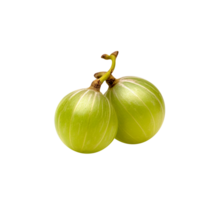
<box><xmin>104</xmin><ymin>76</ymin><xmax>165</xmax><ymax>144</ymax></box>
<box><xmin>55</xmin><ymin>88</ymin><xmax>118</xmax><ymax>153</ymax></box>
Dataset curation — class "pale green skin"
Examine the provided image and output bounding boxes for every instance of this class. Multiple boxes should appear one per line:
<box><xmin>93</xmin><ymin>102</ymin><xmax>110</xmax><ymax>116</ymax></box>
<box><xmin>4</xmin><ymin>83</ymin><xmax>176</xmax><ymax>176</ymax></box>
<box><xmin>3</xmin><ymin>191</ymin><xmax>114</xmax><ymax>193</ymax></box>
<box><xmin>105</xmin><ymin>77</ymin><xmax>165</xmax><ymax>144</ymax></box>
<box><xmin>55</xmin><ymin>88</ymin><xmax>118</xmax><ymax>153</ymax></box>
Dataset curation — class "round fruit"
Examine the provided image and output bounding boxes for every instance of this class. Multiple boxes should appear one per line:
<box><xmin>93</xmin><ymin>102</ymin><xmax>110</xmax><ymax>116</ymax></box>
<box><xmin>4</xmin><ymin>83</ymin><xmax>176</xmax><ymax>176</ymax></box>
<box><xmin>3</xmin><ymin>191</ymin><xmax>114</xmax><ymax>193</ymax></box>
<box><xmin>55</xmin><ymin>51</ymin><xmax>119</xmax><ymax>153</ymax></box>
<box><xmin>94</xmin><ymin>73</ymin><xmax>165</xmax><ymax>144</ymax></box>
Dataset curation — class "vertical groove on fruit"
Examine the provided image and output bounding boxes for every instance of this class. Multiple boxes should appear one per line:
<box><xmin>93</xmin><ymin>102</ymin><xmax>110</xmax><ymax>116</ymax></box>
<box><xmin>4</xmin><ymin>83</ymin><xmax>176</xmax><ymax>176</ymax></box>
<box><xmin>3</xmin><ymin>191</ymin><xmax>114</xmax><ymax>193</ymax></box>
<box><xmin>118</xmin><ymin>126</ymin><xmax>138</xmax><ymax>143</ymax></box>
<box><xmin>93</xmin><ymin>97</ymin><xmax>111</xmax><ymax>151</ymax></box>
<box><xmin>81</xmin><ymin>92</ymin><xmax>97</xmax><ymax>152</ymax></box>
<box><xmin>118</xmin><ymin>82</ymin><xmax>156</xmax><ymax>133</ymax></box>
<box><xmin>112</xmin><ymin>88</ymin><xmax>147</xmax><ymax>137</ymax></box>
<box><xmin>68</xmin><ymin>90</ymin><xmax>90</xmax><ymax>148</ymax></box>
<box><xmin>69</xmin><ymin>89</ymin><xmax>86</xmax><ymax>100</ymax></box>
<box><xmin>121</xmin><ymin>79</ymin><xmax>164</xmax><ymax>114</ymax></box>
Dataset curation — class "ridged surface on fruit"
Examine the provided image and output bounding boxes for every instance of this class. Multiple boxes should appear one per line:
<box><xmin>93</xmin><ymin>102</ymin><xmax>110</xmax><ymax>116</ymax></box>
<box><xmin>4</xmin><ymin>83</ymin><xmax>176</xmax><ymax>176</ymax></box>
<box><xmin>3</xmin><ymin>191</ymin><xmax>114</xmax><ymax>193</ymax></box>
<box><xmin>55</xmin><ymin>88</ymin><xmax>118</xmax><ymax>153</ymax></box>
<box><xmin>105</xmin><ymin>76</ymin><xmax>165</xmax><ymax>144</ymax></box>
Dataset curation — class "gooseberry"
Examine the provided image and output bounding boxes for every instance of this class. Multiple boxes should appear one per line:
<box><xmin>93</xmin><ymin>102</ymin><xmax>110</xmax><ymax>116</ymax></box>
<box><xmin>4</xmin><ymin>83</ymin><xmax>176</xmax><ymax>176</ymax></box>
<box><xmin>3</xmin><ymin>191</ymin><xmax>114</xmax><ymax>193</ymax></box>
<box><xmin>55</xmin><ymin>52</ymin><xmax>119</xmax><ymax>153</ymax></box>
<box><xmin>94</xmin><ymin>50</ymin><xmax>167</xmax><ymax>145</ymax></box>
<box><xmin>94</xmin><ymin>60</ymin><xmax>165</xmax><ymax>144</ymax></box>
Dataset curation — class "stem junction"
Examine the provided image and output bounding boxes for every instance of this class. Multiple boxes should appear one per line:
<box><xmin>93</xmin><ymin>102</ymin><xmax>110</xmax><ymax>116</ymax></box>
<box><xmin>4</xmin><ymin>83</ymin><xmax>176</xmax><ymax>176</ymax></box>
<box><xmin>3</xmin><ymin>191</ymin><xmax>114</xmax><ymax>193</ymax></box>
<box><xmin>89</xmin><ymin>51</ymin><xmax>118</xmax><ymax>91</ymax></box>
<box><xmin>99</xmin><ymin>51</ymin><xmax>118</xmax><ymax>83</ymax></box>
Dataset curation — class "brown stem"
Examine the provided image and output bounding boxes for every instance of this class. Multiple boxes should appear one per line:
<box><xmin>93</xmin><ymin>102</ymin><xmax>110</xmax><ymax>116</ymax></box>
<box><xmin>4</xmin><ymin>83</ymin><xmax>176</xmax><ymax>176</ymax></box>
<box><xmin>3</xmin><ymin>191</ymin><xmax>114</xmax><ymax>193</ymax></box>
<box><xmin>94</xmin><ymin>72</ymin><xmax>119</xmax><ymax>88</ymax></box>
<box><xmin>89</xmin><ymin>79</ymin><xmax>101</xmax><ymax>92</ymax></box>
<box><xmin>89</xmin><ymin>51</ymin><xmax>119</xmax><ymax>91</ymax></box>
<box><xmin>99</xmin><ymin>50</ymin><xmax>121</xmax><ymax>61</ymax></box>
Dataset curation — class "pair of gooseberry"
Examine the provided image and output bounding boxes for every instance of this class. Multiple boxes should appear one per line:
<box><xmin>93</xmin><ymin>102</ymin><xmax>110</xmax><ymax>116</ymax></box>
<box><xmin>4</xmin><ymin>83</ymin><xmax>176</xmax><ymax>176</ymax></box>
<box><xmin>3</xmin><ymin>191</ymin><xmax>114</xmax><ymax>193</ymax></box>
<box><xmin>55</xmin><ymin>51</ymin><xmax>165</xmax><ymax>153</ymax></box>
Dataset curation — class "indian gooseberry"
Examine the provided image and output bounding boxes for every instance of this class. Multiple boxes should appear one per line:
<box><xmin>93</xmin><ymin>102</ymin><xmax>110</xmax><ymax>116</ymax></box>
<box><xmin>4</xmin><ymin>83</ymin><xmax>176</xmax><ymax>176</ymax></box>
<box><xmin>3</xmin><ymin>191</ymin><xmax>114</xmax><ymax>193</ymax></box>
<box><xmin>96</xmin><ymin>50</ymin><xmax>167</xmax><ymax>145</ymax></box>
<box><xmin>54</xmin><ymin>51</ymin><xmax>118</xmax><ymax>153</ymax></box>
<box><xmin>94</xmin><ymin>57</ymin><xmax>165</xmax><ymax>144</ymax></box>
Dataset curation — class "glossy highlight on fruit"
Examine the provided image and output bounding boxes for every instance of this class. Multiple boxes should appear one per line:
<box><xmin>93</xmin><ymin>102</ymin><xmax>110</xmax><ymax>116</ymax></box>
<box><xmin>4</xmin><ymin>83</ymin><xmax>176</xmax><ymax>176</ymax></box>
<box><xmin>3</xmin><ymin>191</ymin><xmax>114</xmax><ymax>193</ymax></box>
<box><xmin>104</xmin><ymin>75</ymin><xmax>167</xmax><ymax>145</ymax></box>
<box><xmin>55</xmin><ymin>51</ymin><xmax>119</xmax><ymax>153</ymax></box>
